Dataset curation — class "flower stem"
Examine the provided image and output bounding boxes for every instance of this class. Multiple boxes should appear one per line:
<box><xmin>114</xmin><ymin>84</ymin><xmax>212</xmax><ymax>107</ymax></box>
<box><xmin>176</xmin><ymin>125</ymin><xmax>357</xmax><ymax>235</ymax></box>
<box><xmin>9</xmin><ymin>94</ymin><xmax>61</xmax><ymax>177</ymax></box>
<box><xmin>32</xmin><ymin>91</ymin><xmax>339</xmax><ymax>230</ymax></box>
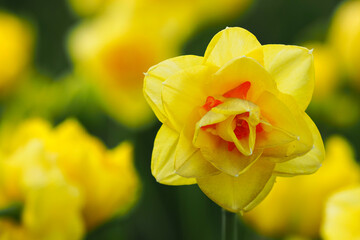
<box><xmin>221</xmin><ymin>208</ymin><xmax>238</xmax><ymax>240</ymax></box>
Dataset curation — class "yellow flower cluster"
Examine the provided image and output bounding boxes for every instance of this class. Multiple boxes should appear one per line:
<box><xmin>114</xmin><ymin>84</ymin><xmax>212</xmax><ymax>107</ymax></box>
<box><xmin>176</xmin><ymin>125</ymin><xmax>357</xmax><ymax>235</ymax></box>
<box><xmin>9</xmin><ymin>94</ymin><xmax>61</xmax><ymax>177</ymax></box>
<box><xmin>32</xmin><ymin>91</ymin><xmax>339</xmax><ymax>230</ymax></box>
<box><xmin>144</xmin><ymin>27</ymin><xmax>324</xmax><ymax>212</ymax></box>
<box><xmin>244</xmin><ymin>136</ymin><xmax>360</xmax><ymax>238</ymax></box>
<box><xmin>0</xmin><ymin>118</ymin><xmax>140</xmax><ymax>239</ymax></box>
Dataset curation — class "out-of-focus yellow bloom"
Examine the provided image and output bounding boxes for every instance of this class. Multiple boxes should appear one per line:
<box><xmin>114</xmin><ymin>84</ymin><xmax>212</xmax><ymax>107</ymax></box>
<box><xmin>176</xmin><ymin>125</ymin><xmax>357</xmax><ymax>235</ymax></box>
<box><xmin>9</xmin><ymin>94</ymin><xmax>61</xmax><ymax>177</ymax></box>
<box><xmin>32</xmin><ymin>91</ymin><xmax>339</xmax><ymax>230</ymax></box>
<box><xmin>244</xmin><ymin>136</ymin><xmax>360</xmax><ymax>238</ymax></box>
<box><xmin>0</xmin><ymin>140</ymin><xmax>84</xmax><ymax>240</ymax></box>
<box><xmin>305</xmin><ymin>43</ymin><xmax>340</xmax><ymax>101</ymax></box>
<box><xmin>0</xmin><ymin>118</ymin><xmax>140</xmax><ymax>238</ymax></box>
<box><xmin>46</xmin><ymin>120</ymin><xmax>139</xmax><ymax>229</ymax></box>
<box><xmin>321</xmin><ymin>187</ymin><xmax>360</xmax><ymax>240</ymax></box>
<box><xmin>68</xmin><ymin>3</ymin><xmax>193</xmax><ymax>128</ymax></box>
<box><xmin>0</xmin><ymin>12</ymin><xmax>33</xmax><ymax>96</ymax></box>
<box><xmin>144</xmin><ymin>27</ymin><xmax>324</xmax><ymax>212</ymax></box>
<box><xmin>329</xmin><ymin>0</ymin><xmax>360</xmax><ymax>88</ymax></box>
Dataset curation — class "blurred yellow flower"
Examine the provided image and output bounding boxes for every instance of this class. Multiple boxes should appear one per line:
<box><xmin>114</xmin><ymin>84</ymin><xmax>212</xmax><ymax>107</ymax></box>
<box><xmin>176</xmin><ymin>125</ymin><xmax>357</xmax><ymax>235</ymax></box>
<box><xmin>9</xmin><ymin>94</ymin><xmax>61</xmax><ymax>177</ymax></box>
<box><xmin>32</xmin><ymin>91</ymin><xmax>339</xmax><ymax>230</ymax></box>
<box><xmin>0</xmin><ymin>12</ymin><xmax>33</xmax><ymax>96</ymax></box>
<box><xmin>46</xmin><ymin>119</ymin><xmax>140</xmax><ymax>229</ymax></box>
<box><xmin>305</xmin><ymin>43</ymin><xmax>340</xmax><ymax>101</ymax></box>
<box><xmin>329</xmin><ymin>0</ymin><xmax>360</xmax><ymax>88</ymax></box>
<box><xmin>0</xmin><ymin>140</ymin><xmax>84</xmax><ymax>240</ymax></box>
<box><xmin>321</xmin><ymin>187</ymin><xmax>360</xmax><ymax>240</ymax></box>
<box><xmin>144</xmin><ymin>27</ymin><xmax>324</xmax><ymax>212</ymax></box>
<box><xmin>244</xmin><ymin>136</ymin><xmax>360</xmax><ymax>238</ymax></box>
<box><xmin>68</xmin><ymin>3</ymin><xmax>193</xmax><ymax>128</ymax></box>
<box><xmin>0</xmin><ymin>118</ymin><xmax>140</xmax><ymax>238</ymax></box>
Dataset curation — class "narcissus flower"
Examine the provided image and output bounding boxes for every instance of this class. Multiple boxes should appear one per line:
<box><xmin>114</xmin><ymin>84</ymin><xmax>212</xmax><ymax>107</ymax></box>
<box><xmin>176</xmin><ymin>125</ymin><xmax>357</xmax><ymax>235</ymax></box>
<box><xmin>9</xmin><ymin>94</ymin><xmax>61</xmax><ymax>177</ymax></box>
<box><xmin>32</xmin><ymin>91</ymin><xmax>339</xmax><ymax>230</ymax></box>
<box><xmin>144</xmin><ymin>27</ymin><xmax>324</xmax><ymax>212</ymax></box>
<box><xmin>321</xmin><ymin>187</ymin><xmax>360</xmax><ymax>240</ymax></box>
<box><xmin>0</xmin><ymin>118</ymin><xmax>140</xmax><ymax>238</ymax></box>
<box><xmin>244</xmin><ymin>136</ymin><xmax>360</xmax><ymax>238</ymax></box>
<box><xmin>0</xmin><ymin>140</ymin><xmax>84</xmax><ymax>240</ymax></box>
<box><xmin>68</xmin><ymin>2</ymin><xmax>194</xmax><ymax>128</ymax></box>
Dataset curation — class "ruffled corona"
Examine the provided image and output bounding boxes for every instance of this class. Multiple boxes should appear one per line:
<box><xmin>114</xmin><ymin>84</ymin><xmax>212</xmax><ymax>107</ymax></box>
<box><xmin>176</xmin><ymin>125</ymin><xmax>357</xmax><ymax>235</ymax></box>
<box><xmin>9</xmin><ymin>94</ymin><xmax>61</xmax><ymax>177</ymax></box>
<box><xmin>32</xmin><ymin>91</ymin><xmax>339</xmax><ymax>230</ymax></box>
<box><xmin>144</xmin><ymin>27</ymin><xmax>324</xmax><ymax>212</ymax></box>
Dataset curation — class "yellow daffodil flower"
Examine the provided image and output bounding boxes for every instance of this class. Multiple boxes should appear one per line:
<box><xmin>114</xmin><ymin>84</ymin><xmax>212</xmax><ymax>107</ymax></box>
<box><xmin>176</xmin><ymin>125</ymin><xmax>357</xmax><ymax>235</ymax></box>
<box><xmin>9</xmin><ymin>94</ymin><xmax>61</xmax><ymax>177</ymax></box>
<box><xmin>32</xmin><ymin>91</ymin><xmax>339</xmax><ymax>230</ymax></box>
<box><xmin>244</xmin><ymin>136</ymin><xmax>360</xmax><ymax>238</ymax></box>
<box><xmin>0</xmin><ymin>140</ymin><xmax>84</xmax><ymax>240</ymax></box>
<box><xmin>68</xmin><ymin>2</ymin><xmax>194</xmax><ymax>128</ymax></box>
<box><xmin>46</xmin><ymin>119</ymin><xmax>140</xmax><ymax>229</ymax></box>
<box><xmin>329</xmin><ymin>0</ymin><xmax>360</xmax><ymax>88</ymax></box>
<box><xmin>144</xmin><ymin>27</ymin><xmax>324</xmax><ymax>212</ymax></box>
<box><xmin>0</xmin><ymin>118</ymin><xmax>140</xmax><ymax>237</ymax></box>
<box><xmin>0</xmin><ymin>12</ymin><xmax>33</xmax><ymax>96</ymax></box>
<box><xmin>321</xmin><ymin>187</ymin><xmax>360</xmax><ymax>240</ymax></box>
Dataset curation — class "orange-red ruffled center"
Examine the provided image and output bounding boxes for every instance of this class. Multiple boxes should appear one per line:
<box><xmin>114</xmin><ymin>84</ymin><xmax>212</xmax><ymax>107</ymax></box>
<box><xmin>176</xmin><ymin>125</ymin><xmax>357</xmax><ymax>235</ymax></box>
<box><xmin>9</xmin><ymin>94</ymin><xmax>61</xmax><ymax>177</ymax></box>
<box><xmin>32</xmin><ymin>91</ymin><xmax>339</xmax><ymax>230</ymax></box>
<box><xmin>200</xmin><ymin>81</ymin><xmax>264</xmax><ymax>152</ymax></box>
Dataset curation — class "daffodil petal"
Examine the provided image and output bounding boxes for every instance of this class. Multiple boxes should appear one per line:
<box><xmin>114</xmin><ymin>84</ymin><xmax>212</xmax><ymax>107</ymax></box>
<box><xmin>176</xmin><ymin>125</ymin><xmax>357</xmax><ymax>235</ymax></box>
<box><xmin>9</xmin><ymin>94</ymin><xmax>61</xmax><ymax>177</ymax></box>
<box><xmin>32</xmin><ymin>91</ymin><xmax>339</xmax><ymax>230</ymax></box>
<box><xmin>273</xmin><ymin>113</ymin><xmax>324</xmax><ymax>176</ymax></box>
<box><xmin>243</xmin><ymin>175</ymin><xmax>276</xmax><ymax>212</ymax></box>
<box><xmin>262</xmin><ymin>44</ymin><xmax>315</xmax><ymax>110</ymax></box>
<box><xmin>255</xmin><ymin>124</ymin><xmax>297</xmax><ymax>149</ymax></box>
<box><xmin>247</xmin><ymin>47</ymin><xmax>265</xmax><ymax>66</ymax></box>
<box><xmin>255</xmin><ymin>91</ymin><xmax>313</xmax><ymax>159</ymax></box>
<box><xmin>197</xmin><ymin>159</ymin><xmax>275</xmax><ymax>212</ymax></box>
<box><xmin>174</xmin><ymin>113</ymin><xmax>220</xmax><ymax>178</ymax></box>
<box><xmin>211</xmin><ymin>98</ymin><xmax>260</xmax><ymax>116</ymax></box>
<box><xmin>194</xmin><ymin>129</ymin><xmax>263</xmax><ymax>177</ymax></box>
<box><xmin>208</xmin><ymin>56</ymin><xmax>277</xmax><ymax>101</ymax></box>
<box><xmin>144</xmin><ymin>55</ymin><xmax>203</xmax><ymax>125</ymax></box>
<box><xmin>151</xmin><ymin>124</ymin><xmax>196</xmax><ymax>185</ymax></box>
<box><xmin>162</xmin><ymin>65</ymin><xmax>216</xmax><ymax>131</ymax></box>
<box><xmin>204</xmin><ymin>27</ymin><xmax>262</xmax><ymax>67</ymax></box>
<box><xmin>175</xmin><ymin>149</ymin><xmax>220</xmax><ymax>178</ymax></box>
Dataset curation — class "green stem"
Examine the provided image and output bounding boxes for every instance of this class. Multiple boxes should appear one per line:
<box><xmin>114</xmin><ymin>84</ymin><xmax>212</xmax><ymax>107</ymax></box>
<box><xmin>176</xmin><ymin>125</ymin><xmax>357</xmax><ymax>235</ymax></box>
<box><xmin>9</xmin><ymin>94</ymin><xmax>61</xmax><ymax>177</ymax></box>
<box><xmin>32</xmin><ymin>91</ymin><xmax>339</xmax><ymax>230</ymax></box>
<box><xmin>221</xmin><ymin>208</ymin><xmax>238</xmax><ymax>240</ymax></box>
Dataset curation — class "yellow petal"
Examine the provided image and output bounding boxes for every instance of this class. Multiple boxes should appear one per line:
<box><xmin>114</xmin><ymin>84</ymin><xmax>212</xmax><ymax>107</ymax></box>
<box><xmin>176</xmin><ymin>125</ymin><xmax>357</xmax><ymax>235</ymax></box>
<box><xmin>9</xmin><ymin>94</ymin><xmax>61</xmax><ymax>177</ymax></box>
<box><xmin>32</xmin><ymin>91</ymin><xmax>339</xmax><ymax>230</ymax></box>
<box><xmin>162</xmin><ymin>64</ymin><xmax>217</xmax><ymax>131</ymax></box>
<box><xmin>273</xmin><ymin>113</ymin><xmax>324</xmax><ymax>176</ymax></box>
<box><xmin>204</xmin><ymin>27</ymin><xmax>262</xmax><ymax>67</ymax></box>
<box><xmin>151</xmin><ymin>124</ymin><xmax>196</xmax><ymax>185</ymax></box>
<box><xmin>195</xmin><ymin>128</ymin><xmax>263</xmax><ymax>177</ymax></box>
<box><xmin>175</xmin><ymin>149</ymin><xmax>220</xmax><ymax>178</ymax></box>
<box><xmin>197</xmin><ymin>158</ymin><xmax>275</xmax><ymax>212</ymax></box>
<box><xmin>255</xmin><ymin>122</ymin><xmax>298</xmax><ymax>149</ymax></box>
<box><xmin>174</xmin><ymin>112</ymin><xmax>220</xmax><ymax>178</ymax></box>
<box><xmin>218</xmin><ymin>115</ymin><xmax>253</xmax><ymax>156</ymax></box>
<box><xmin>144</xmin><ymin>55</ymin><xmax>204</xmax><ymax>125</ymax></box>
<box><xmin>255</xmin><ymin>91</ymin><xmax>313</xmax><ymax>159</ymax></box>
<box><xmin>211</xmin><ymin>98</ymin><xmax>260</xmax><ymax>117</ymax></box>
<box><xmin>208</xmin><ymin>56</ymin><xmax>277</xmax><ymax>101</ymax></box>
<box><xmin>262</xmin><ymin>44</ymin><xmax>315</xmax><ymax>110</ymax></box>
<box><xmin>243</xmin><ymin>175</ymin><xmax>276</xmax><ymax>212</ymax></box>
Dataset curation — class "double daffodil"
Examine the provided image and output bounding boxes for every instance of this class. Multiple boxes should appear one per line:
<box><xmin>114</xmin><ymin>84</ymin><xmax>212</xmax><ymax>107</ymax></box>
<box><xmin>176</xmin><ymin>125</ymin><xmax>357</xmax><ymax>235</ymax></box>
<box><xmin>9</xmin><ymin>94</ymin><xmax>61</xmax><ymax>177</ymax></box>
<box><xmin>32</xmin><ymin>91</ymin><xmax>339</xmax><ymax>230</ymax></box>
<box><xmin>144</xmin><ymin>27</ymin><xmax>324</xmax><ymax>212</ymax></box>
